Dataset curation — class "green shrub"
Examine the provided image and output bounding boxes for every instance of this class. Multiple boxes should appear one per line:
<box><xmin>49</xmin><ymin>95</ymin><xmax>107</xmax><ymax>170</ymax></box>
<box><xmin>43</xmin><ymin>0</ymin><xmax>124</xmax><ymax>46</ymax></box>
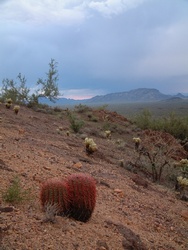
<box><xmin>68</xmin><ymin>113</ymin><xmax>84</xmax><ymax>133</ymax></box>
<box><xmin>134</xmin><ymin>110</ymin><xmax>188</xmax><ymax>140</ymax></box>
<box><xmin>2</xmin><ymin>176</ymin><xmax>30</xmax><ymax>204</ymax></box>
<box><xmin>74</xmin><ymin>104</ymin><xmax>91</xmax><ymax>113</ymax></box>
<box><xmin>134</xmin><ymin>130</ymin><xmax>183</xmax><ymax>182</ymax></box>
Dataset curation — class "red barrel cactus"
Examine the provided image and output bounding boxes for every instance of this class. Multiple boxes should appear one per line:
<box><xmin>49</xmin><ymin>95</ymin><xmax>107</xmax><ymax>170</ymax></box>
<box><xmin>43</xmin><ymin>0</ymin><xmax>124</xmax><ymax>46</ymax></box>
<box><xmin>40</xmin><ymin>177</ymin><xmax>69</xmax><ymax>216</ymax></box>
<box><xmin>66</xmin><ymin>173</ymin><xmax>96</xmax><ymax>222</ymax></box>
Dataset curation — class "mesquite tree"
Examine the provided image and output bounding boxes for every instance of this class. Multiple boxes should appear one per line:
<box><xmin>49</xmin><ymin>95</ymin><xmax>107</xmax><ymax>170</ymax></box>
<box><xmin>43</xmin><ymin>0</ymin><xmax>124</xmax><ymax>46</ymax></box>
<box><xmin>36</xmin><ymin>58</ymin><xmax>60</xmax><ymax>103</ymax></box>
<box><xmin>134</xmin><ymin>130</ymin><xmax>185</xmax><ymax>182</ymax></box>
<box><xmin>0</xmin><ymin>58</ymin><xmax>60</xmax><ymax>105</ymax></box>
<box><xmin>1</xmin><ymin>73</ymin><xmax>30</xmax><ymax>104</ymax></box>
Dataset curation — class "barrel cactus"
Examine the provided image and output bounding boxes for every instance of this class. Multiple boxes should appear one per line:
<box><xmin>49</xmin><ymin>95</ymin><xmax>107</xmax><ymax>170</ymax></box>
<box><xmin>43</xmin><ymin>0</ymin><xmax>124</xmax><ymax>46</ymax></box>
<box><xmin>66</xmin><ymin>173</ymin><xmax>96</xmax><ymax>222</ymax></box>
<box><xmin>40</xmin><ymin>178</ymin><xmax>69</xmax><ymax>216</ymax></box>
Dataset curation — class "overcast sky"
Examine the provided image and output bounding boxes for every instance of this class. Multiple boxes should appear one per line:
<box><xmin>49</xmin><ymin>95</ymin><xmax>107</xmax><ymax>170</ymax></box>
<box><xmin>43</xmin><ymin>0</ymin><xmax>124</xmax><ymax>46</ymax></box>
<box><xmin>0</xmin><ymin>0</ymin><xmax>188</xmax><ymax>99</ymax></box>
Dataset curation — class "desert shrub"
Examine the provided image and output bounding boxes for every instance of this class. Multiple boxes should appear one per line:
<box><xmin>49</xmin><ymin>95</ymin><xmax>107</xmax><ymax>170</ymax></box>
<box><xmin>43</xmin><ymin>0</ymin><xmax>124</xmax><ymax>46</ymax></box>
<box><xmin>88</xmin><ymin>113</ymin><xmax>98</xmax><ymax>122</ymax></box>
<box><xmin>53</xmin><ymin>106</ymin><xmax>62</xmax><ymax>112</ymax></box>
<box><xmin>95</xmin><ymin>104</ymin><xmax>108</xmax><ymax>111</ymax></box>
<box><xmin>74</xmin><ymin>104</ymin><xmax>91</xmax><ymax>113</ymax></box>
<box><xmin>2</xmin><ymin>176</ymin><xmax>30</xmax><ymax>203</ymax></box>
<box><xmin>102</xmin><ymin>122</ymin><xmax>111</xmax><ymax>131</ymax></box>
<box><xmin>133</xmin><ymin>130</ymin><xmax>185</xmax><ymax>182</ymax></box>
<box><xmin>134</xmin><ymin>110</ymin><xmax>188</xmax><ymax>140</ymax></box>
<box><xmin>68</xmin><ymin>113</ymin><xmax>84</xmax><ymax>133</ymax></box>
<box><xmin>134</xmin><ymin>109</ymin><xmax>152</xmax><ymax>129</ymax></box>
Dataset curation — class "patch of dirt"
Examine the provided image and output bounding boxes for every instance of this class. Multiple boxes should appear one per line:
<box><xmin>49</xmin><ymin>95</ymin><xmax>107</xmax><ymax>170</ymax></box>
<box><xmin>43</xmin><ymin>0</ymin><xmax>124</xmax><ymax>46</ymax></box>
<box><xmin>0</xmin><ymin>105</ymin><xmax>188</xmax><ymax>250</ymax></box>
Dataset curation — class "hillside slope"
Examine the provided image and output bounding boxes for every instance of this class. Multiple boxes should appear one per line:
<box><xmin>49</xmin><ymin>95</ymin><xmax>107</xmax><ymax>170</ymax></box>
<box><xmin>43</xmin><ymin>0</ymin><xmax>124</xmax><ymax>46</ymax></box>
<box><xmin>0</xmin><ymin>105</ymin><xmax>188</xmax><ymax>250</ymax></box>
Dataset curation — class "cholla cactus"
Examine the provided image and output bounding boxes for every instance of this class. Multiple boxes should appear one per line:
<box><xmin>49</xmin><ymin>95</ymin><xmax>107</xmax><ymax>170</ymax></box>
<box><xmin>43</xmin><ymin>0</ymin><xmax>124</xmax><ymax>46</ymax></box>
<box><xmin>85</xmin><ymin>137</ymin><xmax>97</xmax><ymax>154</ymax></box>
<box><xmin>5</xmin><ymin>103</ymin><xmax>12</xmax><ymax>109</ymax></box>
<box><xmin>177</xmin><ymin>176</ymin><xmax>188</xmax><ymax>187</ymax></box>
<box><xmin>180</xmin><ymin>159</ymin><xmax>188</xmax><ymax>165</ymax></box>
<box><xmin>177</xmin><ymin>159</ymin><xmax>188</xmax><ymax>178</ymax></box>
<box><xmin>6</xmin><ymin>98</ymin><xmax>13</xmax><ymax>104</ymax></box>
<box><xmin>5</xmin><ymin>98</ymin><xmax>13</xmax><ymax>109</ymax></box>
<box><xmin>105</xmin><ymin>130</ymin><xmax>111</xmax><ymax>139</ymax></box>
<box><xmin>133</xmin><ymin>137</ymin><xmax>141</xmax><ymax>150</ymax></box>
<box><xmin>66</xmin><ymin>130</ymin><xmax>70</xmax><ymax>136</ymax></box>
<box><xmin>13</xmin><ymin>105</ymin><xmax>20</xmax><ymax>115</ymax></box>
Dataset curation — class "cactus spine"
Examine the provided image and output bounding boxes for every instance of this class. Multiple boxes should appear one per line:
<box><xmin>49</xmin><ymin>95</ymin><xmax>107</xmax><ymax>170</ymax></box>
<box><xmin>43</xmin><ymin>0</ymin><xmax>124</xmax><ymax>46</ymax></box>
<box><xmin>40</xmin><ymin>178</ymin><xmax>69</xmax><ymax>216</ymax></box>
<box><xmin>67</xmin><ymin>173</ymin><xmax>96</xmax><ymax>222</ymax></box>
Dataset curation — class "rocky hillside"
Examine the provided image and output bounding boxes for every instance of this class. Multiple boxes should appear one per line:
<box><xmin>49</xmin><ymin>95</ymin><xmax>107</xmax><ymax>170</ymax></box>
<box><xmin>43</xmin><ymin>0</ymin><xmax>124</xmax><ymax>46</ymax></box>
<box><xmin>0</xmin><ymin>104</ymin><xmax>188</xmax><ymax>250</ymax></box>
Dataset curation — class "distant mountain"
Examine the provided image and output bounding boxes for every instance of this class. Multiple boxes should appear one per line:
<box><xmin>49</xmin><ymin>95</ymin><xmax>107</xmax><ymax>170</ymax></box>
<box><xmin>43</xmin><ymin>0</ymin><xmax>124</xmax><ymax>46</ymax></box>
<box><xmin>86</xmin><ymin>88</ymin><xmax>172</xmax><ymax>104</ymax></box>
<box><xmin>39</xmin><ymin>97</ymin><xmax>81</xmax><ymax>106</ymax></box>
<box><xmin>39</xmin><ymin>88</ymin><xmax>187</xmax><ymax>106</ymax></box>
<box><xmin>175</xmin><ymin>93</ymin><xmax>186</xmax><ymax>98</ymax></box>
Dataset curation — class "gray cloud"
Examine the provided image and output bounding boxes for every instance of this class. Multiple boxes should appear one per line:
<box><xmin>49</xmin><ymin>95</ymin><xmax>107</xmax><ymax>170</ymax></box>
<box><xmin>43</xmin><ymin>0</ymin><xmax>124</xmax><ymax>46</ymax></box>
<box><xmin>0</xmin><ymin>0</ymin><xmax>188</xmax><ymax>98</ymax></box>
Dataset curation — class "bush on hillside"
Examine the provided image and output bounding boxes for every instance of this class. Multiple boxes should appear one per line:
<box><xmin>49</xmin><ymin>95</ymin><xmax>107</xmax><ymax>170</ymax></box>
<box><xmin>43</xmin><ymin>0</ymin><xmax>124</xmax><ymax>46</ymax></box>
<box><xmin>134</xmin><ymin>109</ymin><xmax>188</xmax><ymax>140</ymax></box>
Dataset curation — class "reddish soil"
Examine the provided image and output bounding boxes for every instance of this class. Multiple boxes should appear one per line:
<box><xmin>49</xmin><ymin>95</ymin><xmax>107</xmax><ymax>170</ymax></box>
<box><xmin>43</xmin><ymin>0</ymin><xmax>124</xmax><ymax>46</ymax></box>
<box><xmin>0</xmin><ymin>105</ymin><xmax>188</xmax><ymax>250</ymax></box>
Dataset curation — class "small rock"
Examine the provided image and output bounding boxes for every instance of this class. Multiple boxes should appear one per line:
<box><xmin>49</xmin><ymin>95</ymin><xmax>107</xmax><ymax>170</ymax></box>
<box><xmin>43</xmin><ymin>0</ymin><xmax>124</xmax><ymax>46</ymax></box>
<box><xmin>73</xmin><ymin>162</ymin><xmax>82</xmax><ymax>169</ymax></box>
<box><xmin>114</xmin><ymin>189</ymin><xmax>124</xmax><ymax>197</ymax></box>
<box><xmin>96</xmin><ymin>240</ymin><xmax>109</xmax><ymax>250</ymax></box>
<box><xmin>114</xmin><ymin>189</ymin><xmax>123</xmax><ymax>193</ymax></box>
<box><xmin>131</xmin><ymin>174</ymin><xmax>149</xmax><ymax>188</ymax></box>
<box><xmin>181</xmin><ymin>210</ymin><xmax>188</xmax><ymax>220</ymax></box>
<box><xmin>0</xmin><ymin>207</ymin><xmax>14</xmax><ymax>213</ymax></box>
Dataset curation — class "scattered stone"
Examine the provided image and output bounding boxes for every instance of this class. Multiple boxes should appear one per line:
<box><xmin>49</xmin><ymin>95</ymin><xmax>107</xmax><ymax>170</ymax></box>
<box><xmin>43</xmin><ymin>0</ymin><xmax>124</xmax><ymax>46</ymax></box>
<box><xmin>73</xmin><ymin>162</ymin><xmax>82</xmax><ymax>169</ymax></box>
<box><xmin>0</xmin><ymin>159</ymin><xmax>13</xmax><ymax>172</ymax></box>
<box><xmin>181</xmin><ymin>210</ymin><xmax>188</xmax><ymax>220</ymax></box>
<box><xmin>114</xmin><ymin>189</ymin><xmax>123</xmax><ymax>193</ymax></box>
<box><xmin>105</xmin><ymin>220</ymin><xmax>147</xmax><ymax>250</ymax></box>
<box><xmin>96</xmin><ymin>240</ymin><xmax>109</xmax><ymax>250</ymax></box>
<box><xmin>0</xmin><ymin>207</ymin><xmax>14</xmax><ymax>213</ymax></box>
<box><xmin>99</xmin><ymin>181</ymin><xmax>110</xmax><ymax>188</ymax></box>
<box><xmin>43</xmin><ymin>166</ymin><xmax>51</xmax><ymax>170</ymax></box>
<box><xmin>131</xmin><ymin>174</ymin><xmax>149</xmax><ymax>188</ymax></box>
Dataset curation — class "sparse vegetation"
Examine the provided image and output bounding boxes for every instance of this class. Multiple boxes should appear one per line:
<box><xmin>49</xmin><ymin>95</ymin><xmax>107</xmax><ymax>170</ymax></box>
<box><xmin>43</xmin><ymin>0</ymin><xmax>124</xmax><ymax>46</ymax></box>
<box><xmin>134</xmin><ymin>109</ymin><xmax>188</xmax><ymax>140</ymax></box>
<box><xmin>134</xmin><ymin>130</ymin><xmax>184</xmax><ymax>182</ymax></box>
<box><xmin>68</xmin><ymin>112</ymin><xmax>84</xmax><ymax>133</ymax></box>
<box><xmin>74</xmin><ymin>104</ymin><xmax>91</xmax><ymax>113</ymax></box>
<box><xmin>2</xmin><ymin>176</ymin><xmax>30</xmax><ymax>204</ymax></box>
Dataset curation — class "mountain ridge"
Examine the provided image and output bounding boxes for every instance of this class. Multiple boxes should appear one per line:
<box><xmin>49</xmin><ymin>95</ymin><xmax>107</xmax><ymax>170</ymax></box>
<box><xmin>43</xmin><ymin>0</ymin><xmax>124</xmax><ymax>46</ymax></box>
<box><xmin>40</xmin><ymin>88</ymin><xmax>187</xmax><ymax>106</ymax></box>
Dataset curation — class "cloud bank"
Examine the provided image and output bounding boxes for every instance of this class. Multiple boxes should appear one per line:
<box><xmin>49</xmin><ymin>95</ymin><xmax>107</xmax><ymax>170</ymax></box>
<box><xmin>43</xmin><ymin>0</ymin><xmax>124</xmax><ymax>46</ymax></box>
<box><xmin>0</xmin><ymin>0</ymin><xmax>188</xmax><ymax>98</ymax></box>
